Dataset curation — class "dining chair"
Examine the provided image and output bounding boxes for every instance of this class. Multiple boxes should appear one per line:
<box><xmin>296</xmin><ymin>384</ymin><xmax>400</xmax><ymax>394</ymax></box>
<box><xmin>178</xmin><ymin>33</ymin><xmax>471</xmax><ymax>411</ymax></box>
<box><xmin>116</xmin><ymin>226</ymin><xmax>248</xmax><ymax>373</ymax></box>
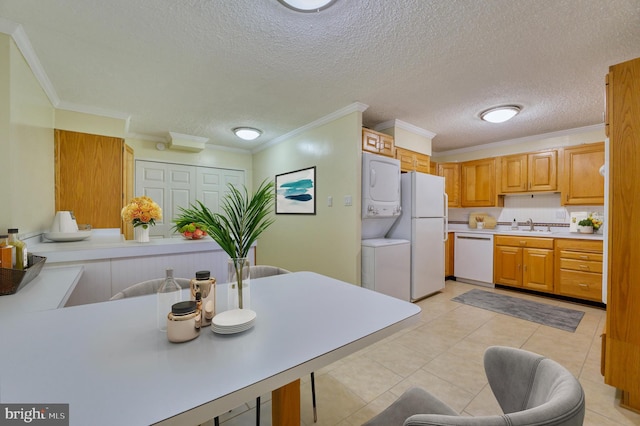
<box><xmin>362</xmin><ymin>346</ymin><xmax>585</xmax><ymax>426</ymax></box>
<box><xmin>109</xmin><ymin>277</ymin><xmax>191</xmax><ymax>300</ymax></box>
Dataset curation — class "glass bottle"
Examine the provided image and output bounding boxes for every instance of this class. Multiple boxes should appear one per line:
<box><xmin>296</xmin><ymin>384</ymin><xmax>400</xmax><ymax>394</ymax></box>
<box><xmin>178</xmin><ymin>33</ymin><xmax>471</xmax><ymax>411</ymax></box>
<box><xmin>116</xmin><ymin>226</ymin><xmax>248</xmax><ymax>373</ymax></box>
<box><xmin>0</xmin><ymin>234</ymin><xmax>13</xmax><ymax>269</ymax></box>
<box><xmin>157</xmin><ymin>268</ymin><xmax>182</xmax><ymax>332</ymax></box>
<box><xmin>7</xmin><ymin>229</ymin><xmax>26</xmax><ymax>270</ymax></box>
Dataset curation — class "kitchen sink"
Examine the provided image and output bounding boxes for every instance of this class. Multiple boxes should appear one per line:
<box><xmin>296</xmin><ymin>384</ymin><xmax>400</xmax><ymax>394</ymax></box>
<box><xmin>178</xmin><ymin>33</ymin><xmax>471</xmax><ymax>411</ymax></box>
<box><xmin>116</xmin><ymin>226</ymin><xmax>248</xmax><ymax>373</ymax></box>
<box><xmin>502</xmin><ymin>229</ymin><xmax>553</xmax><ymax>235</ymax></box>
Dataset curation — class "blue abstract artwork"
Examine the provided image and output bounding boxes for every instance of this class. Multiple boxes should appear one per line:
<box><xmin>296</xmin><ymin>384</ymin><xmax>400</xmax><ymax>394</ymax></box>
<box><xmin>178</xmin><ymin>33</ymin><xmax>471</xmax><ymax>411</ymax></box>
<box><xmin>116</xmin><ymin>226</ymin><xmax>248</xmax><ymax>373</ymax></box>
<box><xmin>276</xmin><ymin>166</ymin><xmax>316</xmax><ymax>214</ymax></box>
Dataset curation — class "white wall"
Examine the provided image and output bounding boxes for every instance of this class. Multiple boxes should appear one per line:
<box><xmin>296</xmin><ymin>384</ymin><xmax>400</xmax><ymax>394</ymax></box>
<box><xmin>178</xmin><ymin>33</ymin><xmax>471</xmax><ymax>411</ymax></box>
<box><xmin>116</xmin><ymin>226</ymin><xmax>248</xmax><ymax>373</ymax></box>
<box><xmin>0</xmin><ymin>34</ymin><xmax>55</xmax><ymax>235</ymax></box>
<box><xmin>252</xmin><ymin>111</ymin><xmax>363</xmax><ymax>284</ymax></box>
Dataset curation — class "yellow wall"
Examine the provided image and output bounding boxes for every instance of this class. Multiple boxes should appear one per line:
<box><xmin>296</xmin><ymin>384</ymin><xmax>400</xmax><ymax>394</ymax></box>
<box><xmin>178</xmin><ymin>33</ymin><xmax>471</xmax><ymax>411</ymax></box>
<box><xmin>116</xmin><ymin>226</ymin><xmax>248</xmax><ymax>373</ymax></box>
<box><xmin>432</xmin><ymin>127</ymin><xmax>605</xmax><ymax>163</ymax></box>
<box><xmin>0</xmin><ymin>34</ymin><xmax>55</xmax><ymax>234</ymax></box>
<box><xmin>380</xmin><ymin>125</ymin><xmax>433</xmax><ymax>155</ymax></box>
<box><xmin>55</xmin><ymin>109</ymin><xmax>126</xmax><ymax>138</ymax></box>
<box><xmin>252</xmin><ymin>111</ymin><xmax>363</xmax><ymax>284</ymax></box>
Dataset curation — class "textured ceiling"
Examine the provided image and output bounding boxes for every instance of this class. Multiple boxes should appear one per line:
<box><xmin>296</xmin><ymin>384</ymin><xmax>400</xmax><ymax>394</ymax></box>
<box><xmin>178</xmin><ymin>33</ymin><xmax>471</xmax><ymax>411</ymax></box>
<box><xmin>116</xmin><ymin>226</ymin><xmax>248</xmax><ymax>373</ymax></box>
<box><xmin>1</xmin><ymin>0</ymin><xmax>639</xmax><ymax>152</ymax></box>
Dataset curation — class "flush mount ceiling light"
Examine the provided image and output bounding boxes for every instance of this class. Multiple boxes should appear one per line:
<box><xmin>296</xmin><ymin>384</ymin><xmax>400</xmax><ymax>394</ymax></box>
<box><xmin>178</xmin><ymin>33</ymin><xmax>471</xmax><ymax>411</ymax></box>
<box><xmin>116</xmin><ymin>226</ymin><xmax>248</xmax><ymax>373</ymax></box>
<box><xmin>233</xmin><ymin>127</ymin><xmax>262</xmax><ymax>141</ymax></box>
<box><xmin>277</xmin><ymin>0</ymin><xmax>337</xmax><ymax>12</ymax></box>
<box><xmin>480</xmin><ymin>105</ymin><xmax>521</xmax><ymax>123</ymax></box>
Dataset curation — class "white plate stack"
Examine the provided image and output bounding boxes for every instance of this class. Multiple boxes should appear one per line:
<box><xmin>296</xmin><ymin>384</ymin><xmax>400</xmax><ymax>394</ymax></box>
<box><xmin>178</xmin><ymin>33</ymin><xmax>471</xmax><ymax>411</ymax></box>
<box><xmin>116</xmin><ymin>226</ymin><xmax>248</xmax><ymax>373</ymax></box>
<box><xmin>211</xmin><ymin>309</ymin><xmax>256</xmax><ymax>334</ymax></box>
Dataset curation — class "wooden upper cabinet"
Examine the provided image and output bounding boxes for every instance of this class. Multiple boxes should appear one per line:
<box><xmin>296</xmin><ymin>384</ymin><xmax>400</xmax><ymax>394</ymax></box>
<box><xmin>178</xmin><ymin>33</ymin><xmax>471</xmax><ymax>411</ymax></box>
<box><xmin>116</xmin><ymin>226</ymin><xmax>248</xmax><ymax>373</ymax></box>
<box><xmin>395</xmin><ymin>147</ymin><xmax>430</xmax><ymax>173</ymax></box>
<box><xmin>560</xmin><ymin>142</ymin><xmax>605</xmax><ymax>205</ymax></box>
<box><xmin>429</xmin><ymin>161</ymin><xmax>438</xmax><ymax>175</ymax></box>
<box><xmin>500</xmin><ymin>150</ymin><xmax>557</xmax><ymax>193</ymax></box>
<box><xmin>55</xmin><ymin>129</ymin><xmax>132</xmax><ymax>231</ymax></box>
<box><xmin>461</xmin><ymin>158</ymin><xmax>499</xmax><ymax>207</ymax></box>
<box><xmin>362</xmin><ymin>128</ymin><xmax>395</xmax><ymax>157</ymax></box>
<box><xmin>438</xmin><ymin>163</ymin><xmax>461</xmax><ymax>207</ymax></box>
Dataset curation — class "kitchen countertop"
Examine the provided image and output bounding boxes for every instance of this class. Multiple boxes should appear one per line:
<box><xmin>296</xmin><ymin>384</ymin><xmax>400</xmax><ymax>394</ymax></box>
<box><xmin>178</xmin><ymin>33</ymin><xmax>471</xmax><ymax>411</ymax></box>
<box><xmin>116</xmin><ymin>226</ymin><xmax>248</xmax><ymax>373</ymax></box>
<box><xmin>448</xmin><ymin>225</ymin><xmax>604</xmax><ymax>241</ymax></box>
<box><xmin>29</xmin><ymin>230</ymin><xmax>228</xmax><ymax>263</ymax></box>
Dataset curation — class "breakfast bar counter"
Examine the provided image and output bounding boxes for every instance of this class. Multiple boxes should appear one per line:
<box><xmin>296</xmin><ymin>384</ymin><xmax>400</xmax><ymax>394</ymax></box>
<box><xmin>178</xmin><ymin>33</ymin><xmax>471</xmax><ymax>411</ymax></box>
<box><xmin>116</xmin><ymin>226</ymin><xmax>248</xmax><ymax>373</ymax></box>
<box><xmin>0</xmin><ymin>272</ymin><xmax>421</xmax><ymax>426</ymax></box>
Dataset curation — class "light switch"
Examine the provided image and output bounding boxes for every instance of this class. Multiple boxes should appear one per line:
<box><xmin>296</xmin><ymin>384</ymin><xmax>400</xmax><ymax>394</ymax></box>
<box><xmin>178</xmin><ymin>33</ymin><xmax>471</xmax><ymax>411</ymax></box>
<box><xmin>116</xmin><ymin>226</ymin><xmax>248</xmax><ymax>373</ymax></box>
<box><xmin>344</xmin><ymin>195</ymin><xmax>352</xmax><ymax>206</ymax></box>
<box><xmin>327</xmin><ymin>196</ymin><xmax>333</xmax><ymax>207</ymax></box>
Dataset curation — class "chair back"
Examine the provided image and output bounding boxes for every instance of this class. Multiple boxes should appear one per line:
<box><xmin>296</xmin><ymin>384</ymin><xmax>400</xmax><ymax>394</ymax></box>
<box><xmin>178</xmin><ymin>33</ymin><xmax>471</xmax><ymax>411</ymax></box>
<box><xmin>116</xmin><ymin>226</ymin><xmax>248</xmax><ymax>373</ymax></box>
<box><xmin>249</xmin><ymin>265</ymin><xmax>290</xmax><ymax>279</ymax></box>
<box><xmin>483</xmin><ymin>346</ymin><xmax>585</xmax><ymax>426</ymax></box>
<box><xmin>110</xmin><ymin>277</ymin><xmax>191</xmax><ymax>300</ymax></box>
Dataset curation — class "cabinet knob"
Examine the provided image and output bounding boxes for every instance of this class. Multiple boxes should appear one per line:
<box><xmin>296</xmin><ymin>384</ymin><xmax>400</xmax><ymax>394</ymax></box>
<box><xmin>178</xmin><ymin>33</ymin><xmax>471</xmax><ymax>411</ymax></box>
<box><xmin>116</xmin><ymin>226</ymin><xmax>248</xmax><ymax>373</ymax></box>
<box><xmin>578</xmin><ymin>283</ymin><xmax>589</xmax><ymax>289</ymax></box>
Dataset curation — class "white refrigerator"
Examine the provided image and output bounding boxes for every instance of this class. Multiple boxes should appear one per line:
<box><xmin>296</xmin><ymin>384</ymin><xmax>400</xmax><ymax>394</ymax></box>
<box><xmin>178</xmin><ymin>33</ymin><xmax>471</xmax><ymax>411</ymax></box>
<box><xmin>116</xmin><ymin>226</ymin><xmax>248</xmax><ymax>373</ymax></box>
<box><xmin>388</xmin><ymin>171</ymin><xmax>448</xmax><ymax>300</ymax></box>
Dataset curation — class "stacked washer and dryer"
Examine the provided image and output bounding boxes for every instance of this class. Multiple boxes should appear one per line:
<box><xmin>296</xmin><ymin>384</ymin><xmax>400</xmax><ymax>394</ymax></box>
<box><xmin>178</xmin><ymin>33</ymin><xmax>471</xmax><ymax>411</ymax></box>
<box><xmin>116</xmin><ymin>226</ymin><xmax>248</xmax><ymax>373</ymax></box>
<box><xmin>361</xmin><ymin>152</ymin><xmax>411</xmax><ymax>301</ymax></box>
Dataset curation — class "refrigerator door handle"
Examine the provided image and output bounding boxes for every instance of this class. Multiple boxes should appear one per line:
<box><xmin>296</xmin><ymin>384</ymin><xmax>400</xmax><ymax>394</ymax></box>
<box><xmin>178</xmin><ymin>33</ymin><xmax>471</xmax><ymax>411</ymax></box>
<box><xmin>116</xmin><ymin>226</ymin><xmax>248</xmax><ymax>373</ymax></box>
<box><xmin>443</xmin><ymin>192</ymin><xmax>449</xmax><ymax>242</ymax></box>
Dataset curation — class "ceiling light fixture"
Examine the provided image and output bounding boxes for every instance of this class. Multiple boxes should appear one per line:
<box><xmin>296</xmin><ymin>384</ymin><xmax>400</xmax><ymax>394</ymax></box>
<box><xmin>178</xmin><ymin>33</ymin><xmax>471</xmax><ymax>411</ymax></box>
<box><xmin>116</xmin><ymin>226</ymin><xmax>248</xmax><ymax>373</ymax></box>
<box><xmin>233</xmin><ymin>127</ymin><xmax>262</xmax><ymax>141</ymax></box>
<box><xmin>277</xmin><ymin>0</ymin><xmax>337</xmax><ymax>12</ymax></box>
<box><xmin>480</xmin><ymin>105</ymin><xmax>521</xmax><ymax>123</ymax></box>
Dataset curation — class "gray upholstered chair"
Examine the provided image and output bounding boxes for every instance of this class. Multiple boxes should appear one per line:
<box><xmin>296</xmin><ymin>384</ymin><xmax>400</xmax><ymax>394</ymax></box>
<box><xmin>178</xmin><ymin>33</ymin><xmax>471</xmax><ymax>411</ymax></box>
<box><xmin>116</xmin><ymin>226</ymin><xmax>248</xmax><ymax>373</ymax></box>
<box><xmin>362</xmin><ymin>346</ymin><xmax>585</xmax><ymax>426</ymax></box>
<box><xmin>109</xmin><ymin>277</ymin><xmax>191</xmax><ymax>300</ymax></box>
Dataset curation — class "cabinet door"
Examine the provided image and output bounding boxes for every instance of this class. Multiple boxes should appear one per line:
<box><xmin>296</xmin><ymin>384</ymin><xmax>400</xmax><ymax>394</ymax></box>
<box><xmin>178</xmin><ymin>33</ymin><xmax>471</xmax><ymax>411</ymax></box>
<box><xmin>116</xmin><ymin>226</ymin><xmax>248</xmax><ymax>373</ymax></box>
<box><xmin>395</xmin><ymin>147</ymin><xmax>416</xmax><ymax>172</ymax></box>
<box><xmin>501</xmin><ymin>154</ymin><xmax>528</xmax><ymax>193</ymax></box>
<box><xmin>523</xmin><ymin>248</ymin><xmax>554</xmax><ymax>292</ymax></box>
<box><xmin>561</xmin><ymin>142</ymin><xmax>605</xmax><ymax>205</ymax></box>
<box><xmin>379</xmin><ymin>134</ymin><xmax>395</xmax><ymax>157</ymax></box>
<box><xmin>55</xmin><ymin>129</ymin><xmax>123</xmax><ymax>228</ymax></box>
<box><xmin>438</xmin><ymin>163</ymin><xmax>461</xmax><ymax>207</ymax></box>
<box><xmin>494</xmin><ymin>245</ymin><xmax>522</xmax><ymax>287</ymax></box>
<box><xmin>529</xmin><ymin>151</ymin><xmax>557</xmax><ymax>191</ymax></box>
<box><xmin>445</xmin><ymin>232</ymin><xmax>454</xmax><ymax>277</ymax></box>
<box><xmin>362</xmin><ymin>129</ymin><xmax>380</xmax><ymax>154</ymax></box>
<box><xmin>414</xmin><ymin>152</ymin><xmax>431</xmax><ymax>174</ymax></box>
<box><xmin>461</xmin><ymin>158</ymin><xmax>496</xmax><ymax>207</ymax></box>
<box><xmin>430</xmin><ymin>161</ymin><xmax>438</xmax><ymax>175</ymax></box>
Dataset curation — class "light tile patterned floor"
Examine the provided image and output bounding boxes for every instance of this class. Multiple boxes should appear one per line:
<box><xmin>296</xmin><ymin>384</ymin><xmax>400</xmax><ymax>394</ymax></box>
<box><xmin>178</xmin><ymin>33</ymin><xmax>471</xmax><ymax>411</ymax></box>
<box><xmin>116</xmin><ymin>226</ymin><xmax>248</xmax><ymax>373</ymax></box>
<box><xmin>215</xmin><ymin>280</ymin><xmax>640</xmax><ymax>426</ymax></box>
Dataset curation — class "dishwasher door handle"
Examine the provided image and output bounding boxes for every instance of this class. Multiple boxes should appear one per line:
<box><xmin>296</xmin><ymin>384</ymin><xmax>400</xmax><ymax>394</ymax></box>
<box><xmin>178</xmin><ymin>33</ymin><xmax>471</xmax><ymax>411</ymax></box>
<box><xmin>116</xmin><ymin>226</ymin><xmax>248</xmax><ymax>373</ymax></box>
<box><xmin>456</xmin><ymin>235</ymin><xmax>492</xmax><ymax>241</ymax></box>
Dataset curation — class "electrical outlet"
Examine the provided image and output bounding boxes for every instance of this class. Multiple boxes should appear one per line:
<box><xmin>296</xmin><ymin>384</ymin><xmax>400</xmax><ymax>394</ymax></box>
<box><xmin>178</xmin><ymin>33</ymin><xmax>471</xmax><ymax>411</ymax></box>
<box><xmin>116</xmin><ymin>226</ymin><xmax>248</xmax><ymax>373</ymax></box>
<box><xmin>327</xmin><ymin>196</ymin><xmax>333</xmax><ymax>207</ymax></box>
<box><xmin>344</xmin><ymin>195</ymin><xmax>352</xmax><ymax>206</ymax></box>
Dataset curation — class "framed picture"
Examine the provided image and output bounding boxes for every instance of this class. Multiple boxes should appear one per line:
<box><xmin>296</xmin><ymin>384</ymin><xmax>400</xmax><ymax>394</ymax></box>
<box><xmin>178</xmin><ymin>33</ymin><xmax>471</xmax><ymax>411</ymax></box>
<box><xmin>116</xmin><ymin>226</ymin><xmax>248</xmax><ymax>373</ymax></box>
<box><xmin>275</xmin><ymin>166</ymin><xmax>316</xmax><ymax>215</ymax></box>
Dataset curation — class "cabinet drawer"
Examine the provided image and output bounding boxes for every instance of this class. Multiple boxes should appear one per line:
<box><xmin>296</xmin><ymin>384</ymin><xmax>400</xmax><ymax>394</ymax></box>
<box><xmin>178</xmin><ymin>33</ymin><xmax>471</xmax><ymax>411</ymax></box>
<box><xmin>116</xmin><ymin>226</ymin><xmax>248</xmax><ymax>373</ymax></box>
<box><xmin>557</xmin><ymin>270</ymin><xmax>602</xmax><ymax>301</ymax></box>
<box><xmin>560</xmin><ymin>258</ymin><xmax>603</xmax><ymax>273</ymax></box>
<box><xmin>555</xmin><ymin>238</ymin><xmax>603</xmax><ymax>252</ymax></box>
<box><xmin>559</xmin><ymin>250</ymin><xmax>603</xmax><ymax>262</ymax></box>
<box><xmin>495</xmin><ymin>235</ymin><xmax>554</xmax><ymax>249</ymax></box>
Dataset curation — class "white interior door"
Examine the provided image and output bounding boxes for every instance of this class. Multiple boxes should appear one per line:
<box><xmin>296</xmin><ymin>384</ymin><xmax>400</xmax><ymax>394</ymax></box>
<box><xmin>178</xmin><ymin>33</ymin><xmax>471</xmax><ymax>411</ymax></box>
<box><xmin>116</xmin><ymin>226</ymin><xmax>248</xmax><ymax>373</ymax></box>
<box><xmin>136</xmin><ymin>161</ymin><xmax>245</xmax><ymax>238</ymax></box>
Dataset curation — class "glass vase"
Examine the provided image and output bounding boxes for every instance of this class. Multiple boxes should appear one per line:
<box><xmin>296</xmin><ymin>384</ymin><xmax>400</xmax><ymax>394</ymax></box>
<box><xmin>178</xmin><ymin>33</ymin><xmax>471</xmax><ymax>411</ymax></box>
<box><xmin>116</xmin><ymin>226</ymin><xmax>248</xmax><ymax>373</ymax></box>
<box><xmin>228</xmin><ymin>258</ymin><xmax>250</xmax><ymax>310</ymax></box>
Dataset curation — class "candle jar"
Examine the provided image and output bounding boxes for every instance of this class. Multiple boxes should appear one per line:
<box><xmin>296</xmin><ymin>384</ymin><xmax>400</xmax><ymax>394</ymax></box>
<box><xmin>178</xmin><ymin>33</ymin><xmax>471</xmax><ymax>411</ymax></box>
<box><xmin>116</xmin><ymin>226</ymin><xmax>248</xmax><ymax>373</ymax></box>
<box><xmin>166</xmin><ymin>301</ymin><xmax>201</xmax><ymax>343</ymax></box>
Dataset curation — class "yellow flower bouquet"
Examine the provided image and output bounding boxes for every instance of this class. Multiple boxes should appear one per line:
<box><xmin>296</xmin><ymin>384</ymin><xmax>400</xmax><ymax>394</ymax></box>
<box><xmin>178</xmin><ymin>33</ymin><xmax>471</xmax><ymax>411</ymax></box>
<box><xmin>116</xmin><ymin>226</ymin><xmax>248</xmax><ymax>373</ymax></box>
<box><xmin>121</xmin><ymin>196</ymin><xmax>162</xmax><ymax>229</ymax></box>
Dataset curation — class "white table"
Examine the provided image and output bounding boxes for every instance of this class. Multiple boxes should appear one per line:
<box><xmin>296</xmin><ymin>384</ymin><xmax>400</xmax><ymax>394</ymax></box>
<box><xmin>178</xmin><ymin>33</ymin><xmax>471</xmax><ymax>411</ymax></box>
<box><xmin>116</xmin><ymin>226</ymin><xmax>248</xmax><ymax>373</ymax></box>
<box><xmin>0</xmin><ymin>271</ymin><xmax>420</xmax><ymax>425</ymax></box>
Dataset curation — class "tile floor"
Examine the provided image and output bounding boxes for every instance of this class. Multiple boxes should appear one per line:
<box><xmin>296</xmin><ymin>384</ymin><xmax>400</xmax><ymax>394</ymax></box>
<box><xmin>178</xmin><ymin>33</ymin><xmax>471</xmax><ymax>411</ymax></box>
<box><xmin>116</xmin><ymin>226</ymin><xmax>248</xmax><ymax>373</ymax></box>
<box><xmin>214</xmin><ymin>280</ymin><xmax>640</xmax><ymax>426</ymax></box>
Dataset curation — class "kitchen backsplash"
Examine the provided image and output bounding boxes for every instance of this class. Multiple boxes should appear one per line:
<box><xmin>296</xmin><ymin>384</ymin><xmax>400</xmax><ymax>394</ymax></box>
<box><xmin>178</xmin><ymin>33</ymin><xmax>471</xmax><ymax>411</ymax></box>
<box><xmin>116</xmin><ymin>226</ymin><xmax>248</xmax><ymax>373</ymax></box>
<box><xmin>448</xmin><ymin>193</ymin><xmax>604</xmax><ymax>226</ymax></box>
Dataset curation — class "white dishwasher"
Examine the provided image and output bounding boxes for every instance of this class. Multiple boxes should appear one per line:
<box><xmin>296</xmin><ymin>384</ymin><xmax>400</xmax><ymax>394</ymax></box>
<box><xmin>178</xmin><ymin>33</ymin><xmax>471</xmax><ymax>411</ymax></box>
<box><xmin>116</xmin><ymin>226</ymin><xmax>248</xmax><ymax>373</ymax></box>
<box><xmin>454</xmin><ymin>232</ymin><xmax>494</xmax><ymax>286</ymax></box>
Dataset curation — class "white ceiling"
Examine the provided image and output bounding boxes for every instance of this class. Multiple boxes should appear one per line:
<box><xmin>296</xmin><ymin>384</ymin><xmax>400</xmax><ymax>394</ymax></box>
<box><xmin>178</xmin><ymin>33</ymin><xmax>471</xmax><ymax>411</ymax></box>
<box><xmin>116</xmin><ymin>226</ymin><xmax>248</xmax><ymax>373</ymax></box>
<box><xmin>1</xmin><ymin>0</ymin><xmax>639</xmax><ymax>153</ymax></box>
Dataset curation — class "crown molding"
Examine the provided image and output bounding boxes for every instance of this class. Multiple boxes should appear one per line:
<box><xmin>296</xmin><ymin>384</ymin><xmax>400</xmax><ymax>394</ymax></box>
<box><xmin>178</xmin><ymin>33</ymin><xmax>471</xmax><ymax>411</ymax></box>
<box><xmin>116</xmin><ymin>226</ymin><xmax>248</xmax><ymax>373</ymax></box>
<box><xmin>252</xmin><ymin>102</ymin><xmax>369</xmax><ymax>153</ymax></box>
<box><xmin>374</xmin><ymin>119</ymin><xmax>437</xmax><ymax>139</ymax></box>
<box><xmin>0</xmin><ymin>18</ymin><xmax>60</xmax><ymax>107</ymax></box>
<box><xmin>433</xmin><ymin>124</ymin><xmax>605</xmax><ymax>156</ymax></box>
<box><xmin>56</xmin><ymin>101</ymin><xmax>131</xmax><ymax>121</ymax></box>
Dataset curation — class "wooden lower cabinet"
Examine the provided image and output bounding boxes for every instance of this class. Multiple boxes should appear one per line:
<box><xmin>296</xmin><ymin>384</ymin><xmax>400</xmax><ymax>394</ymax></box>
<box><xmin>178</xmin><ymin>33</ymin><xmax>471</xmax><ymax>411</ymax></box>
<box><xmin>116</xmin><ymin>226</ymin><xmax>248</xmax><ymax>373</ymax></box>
<box><xmin>555</xmin><ymin>239</ymin><xmax>603</xmax><ymax>302</ymax></box>
<box><xmin>445</xmin><ymin>232</ymin><xmax>454</xmax><ymax>277</ymax></box>
<box><xmin>494</xmin><ymin>236</ymin><xmax>554</xmax><ymax>292</ymax></box>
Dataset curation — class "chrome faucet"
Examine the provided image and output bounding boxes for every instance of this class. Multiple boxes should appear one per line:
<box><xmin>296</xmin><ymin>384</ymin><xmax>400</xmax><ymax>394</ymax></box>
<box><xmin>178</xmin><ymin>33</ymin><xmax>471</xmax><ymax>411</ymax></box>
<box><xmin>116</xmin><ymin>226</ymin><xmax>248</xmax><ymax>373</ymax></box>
<box><xmin>526</xmin><ymin>218</ymin><xmax>534</xmax><ymax>231</ymax></box>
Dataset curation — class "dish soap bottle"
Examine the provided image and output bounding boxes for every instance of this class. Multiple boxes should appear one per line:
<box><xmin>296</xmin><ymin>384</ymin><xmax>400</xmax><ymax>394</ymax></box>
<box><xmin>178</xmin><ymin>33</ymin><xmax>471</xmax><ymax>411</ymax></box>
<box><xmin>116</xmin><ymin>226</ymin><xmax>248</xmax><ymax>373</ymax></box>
<box><xmin>511</xmin><ymin>219</ymin><xmax>518</xmax><ymax>230</ymax></box>
<box><xmin>157</xmin><ymin>268</ymin><xmax>183</xmax><ymax>332</ymax></box>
